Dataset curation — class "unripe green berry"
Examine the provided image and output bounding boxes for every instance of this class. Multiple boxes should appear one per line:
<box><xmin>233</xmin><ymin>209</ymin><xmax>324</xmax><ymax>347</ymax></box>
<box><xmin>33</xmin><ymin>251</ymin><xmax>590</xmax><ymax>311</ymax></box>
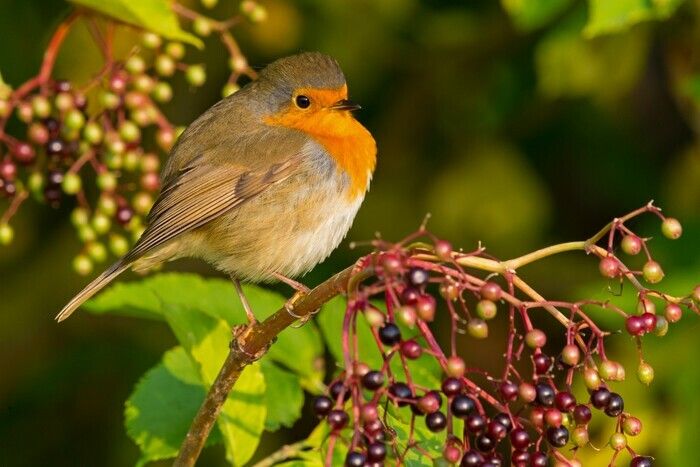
<box><xmin>621</xmin><ymin>235</ymin><xmax>642</xmax><ymax>255</ymax></box>
<box><xmin>54</xmin><ymin>92</ymin><xmax>74</xmax><ymax>111</ymax></box>
<box><xmin>140</xmin><ymin>153</ymin><xmax>160</xmax><ymax>172</ymax></box>
<box><xmin>561</xmin><ymin>344</ymin><xmax>581</xmax><ymax>366</ymax></box>
<box><xmin>83</xmin><ymin>121</ymin><xmax>103</xmax><ymax>145</ymax></box>
<box><xmin>249</xmin><ymin>5</ymin><xmax>268</xmax><ymax>22</ymax></box>
<box><xmin>78</xmin><ymin>225</ymin><xmax>96</xmax><ymax>243</ymax></box>
<box><xmin>467</xmin><ymin>318</ymin><xmax>488</xmax><ymax>339</ymax></box>
<box><xmin>97</xmin><ymin>196</ymin><xmax>118</xmax><ymax>216</ymax></box>
<box><xmin>28</xmin><ymin>172</ymin><xmax>45</xmax><ymax>197</ymax></box>
<box><xmin>97</xmin><ymin>172</ymin><xmax>118</xmax><ymax>192</ymax></box>
<box><xmin>622</xmin><ymin>416</ymin><xmax>642</xmax><ymax>436</ymax></box>
<box><xmin>87</xmin><ymin>241</ymin><xmax>107</xmax><ymax>262</ymax></box>
<box><xmin>152</xmin><ymin>82</ymin><xmax>173</xmax><ymax>103</ymax></box>
<box><xmin>364</xmin><ymin>308</ymin><xmax>385</xmax><ymax>328</ymax></box>
<box><xmin>99</xmin><ymin>91</ymin><xmax>120</xmax><ymax>110</ymax></box>
<box><xmin>200</xmin><ymin>0</ymin><xmax>217</xmax><ymax>8</ymax></box>
<box><xmin>92</xmin><ymin>213</ymin><xmax>111</xmax><ymax>234</ymax></box>
<box><xmin>61</xmin><ymin>172</ymin><xmax>82</xmax><ymax>195</ymax></box>
<box><xmin>64</xmin><ymin>109</ymin><xmax>85</xmax><ymax>130</ymax></box>
<box><xmin>125</xmin><ymin>55</ymin><xmax>146</xmax><ymax>74</ymax></box>
<box><xmin>525</xmin><ymin>329</ymin><xmax>546</xmax><ymax>348</ymax></box>
<box><xmin>222</xmin><ymin>82</ymin><xmax>240</xmax><ymax>98</ymax></box>
<box><xmin>109</xmin><ymin>234</ymin><xmax>129</xmax><ymax>256</ymax></box>
<box><xmin>73</xmin><ymin>254</ymin><xmax>93</xmax><ymax>275</ymax></box>
<box><xmin>572</xmin><ymin>426</ymin><xmax>589</xmax><ymax>447</ymax></box>
<box><xmin>133</xmin><ymin>74</ymin><xmax>154</xmax><ymax>93</ymax></box>
<box><xmin>637</xmin><ymin>362</ymin><xmax>654</xmax><ymax>385</ymax></box>
<box><xmin>642</xmin><ymin>260</ymin><xmax>664</xmax><ymax>284</ymax></box>
<box><xmin>637</xmin><ymin>298</ymin><xmax>656</xmax><ymax>315</ymax></box>
<box><xmin>70</xmin><ymin>207</ymin><xmax>89</xmax><ymax>226</ymax></box>
<box><xmin>396</xmin><ymin>305</ymin><xmax>416</xmax><ymax>329</ymax></box>
<box><xmin>31</xmin><ymin>94</ymin><xmax>51</xmax><ymax>118</ymax></box>
<box><xmin>654</xmin><ymin>315</ymin><xmax>668</xmax><ymax>336</ymax></box>
<box><xmin>104</xmin><ymin>151</ymin><xmax>123</xmax><ymax>170</ymax></box>
<box><xmin>119</xmin><ymin>121</ymin><xmax>141</xmax><ymax>143</ymax></box>
<box><xmin>193</xmin><ymin>17</ymin><xmax>212</xmax><ymax>36</ymax></box>
<box><xmin>445</xmin><ymin>356</ymin><xmax>465</xmax><ymax>378</ymax></box>
<box><xmin>185</xmin><ymin>65</ymin><xmax>206</xmax><ymax>87</ymax></box>
<box><xmin>609</xmin><ymin>432</ymin><xmax>626</xmax><ymax>451</ymax></box>
<box><xmin>229</xmin><ymin>56</ymin><xmax>248</xmax><ymax>73</ymax></box>
<box><xmin>155</xmin><ymin>55</ymin><xmax>176</xmax><ymax>77</ymax></box>
<box><xmin>661</xmin><ymin>217</ymin><xmax>682</xmax><ymax>239</ymax></box>
<box><xmin>0</xmin><ymin>223</ymin><xmax>14</xmax><ymax>245</ymax></box>
<box><xmin>599</xmin><ymin>360</ymin><xmax>618</xmax><ymax>380</ymax></box>
<box><xmin>165</xmin><ymin>42</ymin><xmax>185</xmax><ymax>60</ymax></box>
<box><xmin>141</xmin><ymin>32</ymin><xmax>162</xmax><ymax>49</ymax></box>
<box><xmin>583</xmin><ymin>367</ymin><xmax>601</xmax><ymax>390</ymax></box>
<box><xmin>476</xmin><ymin>299</ymin><xmax>497</xmax><ymax>320</ymax></box>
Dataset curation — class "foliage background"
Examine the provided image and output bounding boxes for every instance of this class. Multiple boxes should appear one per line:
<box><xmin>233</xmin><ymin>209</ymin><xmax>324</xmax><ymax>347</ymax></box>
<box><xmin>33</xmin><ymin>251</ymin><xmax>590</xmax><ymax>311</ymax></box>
<box><xmin>1</xmin><ymin>0</ymin><xmax>699</xmax><ymax>465</ymax></box>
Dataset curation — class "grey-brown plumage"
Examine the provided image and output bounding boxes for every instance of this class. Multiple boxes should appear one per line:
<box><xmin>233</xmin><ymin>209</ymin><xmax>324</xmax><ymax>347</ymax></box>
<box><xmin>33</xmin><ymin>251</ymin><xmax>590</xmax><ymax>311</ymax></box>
<box><xmin>57</xmin><ymin>52</ymin><xmax>376</xmax><ymax>322</ymax></box>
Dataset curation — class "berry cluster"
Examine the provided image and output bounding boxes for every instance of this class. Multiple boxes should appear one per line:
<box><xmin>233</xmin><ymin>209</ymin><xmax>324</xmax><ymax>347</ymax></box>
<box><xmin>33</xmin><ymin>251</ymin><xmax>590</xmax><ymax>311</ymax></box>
<box><xmin>312</xmin><ymin>204</ymin><xmax>698</xmax><ymax>466</ymax></box>
<box><xmin>0</xmin><ymin>0</ymin><xmax>265</xmax><ymax>272</ymax></box>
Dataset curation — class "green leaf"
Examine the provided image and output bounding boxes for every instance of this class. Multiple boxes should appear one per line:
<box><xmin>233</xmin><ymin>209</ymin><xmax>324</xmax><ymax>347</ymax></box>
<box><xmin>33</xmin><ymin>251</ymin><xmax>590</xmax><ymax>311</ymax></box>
<box><xmin>86</xmin><ymin>273</ymin><xmax>325</xmax><ymax>386</ymax></box>
<box><xmin>317</xmin><ymin>296</ymin><xmax>441</xmax><ymax>388</ymax></box>
<box><xmin>501</xmin><ymin>0</ymin><xmax>573</xmax><ymax>31</ymax></box>
<box><xmin>584</xmin><ymin>0</ymin><xmax>685</xmax><ymax>38</ymax></box>
<box><xmin>260</xmin><ymin>360</ymin><xmax>304</xmax><ymax>431</ymax></box>
<box><xmin>163</xmin><ymin>302</ymin><xmax>267</xmax><ymax>466</ymax></box>
<box><xmin>70</xmin><ymin>0</ymin><xmax>202</xmax><ymax>47</ymax></box>
<box><xmin>124</xmin><ymin>347</ymin><xmax>221</xmax><ymax>464</ymax></box>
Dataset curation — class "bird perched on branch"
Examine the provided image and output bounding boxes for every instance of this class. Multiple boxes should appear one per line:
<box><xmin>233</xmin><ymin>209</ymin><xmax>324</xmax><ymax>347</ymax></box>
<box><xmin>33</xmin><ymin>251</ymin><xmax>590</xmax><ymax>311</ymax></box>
<box><xmin>57</xmin><ymin>52</ymin><xmax>377</xmax><ymax>323</ymax></box>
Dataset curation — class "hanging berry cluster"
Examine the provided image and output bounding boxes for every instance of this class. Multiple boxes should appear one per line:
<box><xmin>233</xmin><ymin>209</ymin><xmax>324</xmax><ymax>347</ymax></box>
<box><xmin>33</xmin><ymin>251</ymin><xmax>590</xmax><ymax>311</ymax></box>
<box><xmin>0</xmin><ymin>0</ymin><xmax>265</xmax><ymax>274</ymax></box>
<box><xmin>312</xmin><ymin>203</ymin><xmax>698</xmax><ymax>467</ymax></box>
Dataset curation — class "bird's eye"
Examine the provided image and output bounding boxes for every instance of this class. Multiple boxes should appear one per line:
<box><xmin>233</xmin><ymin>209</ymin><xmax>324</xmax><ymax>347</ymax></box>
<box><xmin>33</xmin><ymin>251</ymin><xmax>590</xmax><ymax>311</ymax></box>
<box><xmin>295</xmin><ymin>95</ymin><xmax>311</xmax><ymax>109</ymax></box>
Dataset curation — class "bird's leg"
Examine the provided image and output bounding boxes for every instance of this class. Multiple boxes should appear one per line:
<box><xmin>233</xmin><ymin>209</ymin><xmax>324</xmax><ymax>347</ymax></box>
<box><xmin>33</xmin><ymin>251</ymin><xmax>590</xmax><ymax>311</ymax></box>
<box><xmin>272</xmin><ymin>272</ymin><xmax>317</xmax><ymax>323</ymax></box>
<box><xmin>232</xmin><ymin>277</ymin><xmax>258</xmax><ymax>325</ymax></box>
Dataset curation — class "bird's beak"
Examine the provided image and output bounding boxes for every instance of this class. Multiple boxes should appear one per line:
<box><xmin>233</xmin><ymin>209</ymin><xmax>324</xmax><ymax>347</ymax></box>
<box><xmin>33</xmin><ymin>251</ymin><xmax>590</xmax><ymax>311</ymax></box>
<box><xmin>330</xmin><ymin>99</ymin><xmax>361</xmax><ymax>111</ymax></box>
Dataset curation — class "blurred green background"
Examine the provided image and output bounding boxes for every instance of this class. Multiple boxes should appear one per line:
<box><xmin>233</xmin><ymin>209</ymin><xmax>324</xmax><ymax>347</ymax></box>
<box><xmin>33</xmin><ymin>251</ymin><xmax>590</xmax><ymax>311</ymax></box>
<box><xmin>1</xmin><ymin>0</ymin><xmax>699</xmax><ymax>465</ymax></box>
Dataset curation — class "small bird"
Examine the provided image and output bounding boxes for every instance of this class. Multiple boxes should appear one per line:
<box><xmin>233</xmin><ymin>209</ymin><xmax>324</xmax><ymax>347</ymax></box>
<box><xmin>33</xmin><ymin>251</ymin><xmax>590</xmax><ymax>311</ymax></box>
<box><xmin>57</xmin><ymin>52</ymin><xmax>377</xmax><ymax>323</ymax></box>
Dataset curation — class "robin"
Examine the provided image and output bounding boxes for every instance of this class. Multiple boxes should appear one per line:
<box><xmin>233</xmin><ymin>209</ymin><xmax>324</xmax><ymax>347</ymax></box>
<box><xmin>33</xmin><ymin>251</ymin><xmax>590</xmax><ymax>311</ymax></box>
<box><xmin>57</xmin><ymin>52</ymin><xmax>377</xmax><ymax>323</ymax></box>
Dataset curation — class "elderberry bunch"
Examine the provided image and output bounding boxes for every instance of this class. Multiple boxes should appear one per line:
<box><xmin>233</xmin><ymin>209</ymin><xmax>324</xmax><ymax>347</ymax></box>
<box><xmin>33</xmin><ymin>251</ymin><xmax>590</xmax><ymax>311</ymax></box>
<box><xmin>310</xmin><ymin>205</ymin><xmax>698</xmax><ymax>466</ymax></box>
<box><xmin>0</xmin><ymin>0</ymin><xmax>265</xmax><ymax>273</ymax></box>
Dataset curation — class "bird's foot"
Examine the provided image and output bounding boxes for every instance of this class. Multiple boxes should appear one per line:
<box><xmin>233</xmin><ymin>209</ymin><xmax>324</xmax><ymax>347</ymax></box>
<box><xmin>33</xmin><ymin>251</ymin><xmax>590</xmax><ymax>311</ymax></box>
<box><xmin>285</xmin><ymin>290</ymin><xmax>320</xmax><ymax>327</ymax></box>
<box><xmin>230</xmin><ymin>324</ymin><xmax>273</xmax><ymax>361</ymax></box>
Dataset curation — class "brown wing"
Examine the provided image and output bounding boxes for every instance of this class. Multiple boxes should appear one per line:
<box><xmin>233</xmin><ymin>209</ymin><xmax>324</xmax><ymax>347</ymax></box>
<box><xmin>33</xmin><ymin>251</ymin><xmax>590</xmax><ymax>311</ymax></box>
<box><xmin>124</xmin><ymin>155</ymin><xmax>301</xmax><ymax>263</ymax></box>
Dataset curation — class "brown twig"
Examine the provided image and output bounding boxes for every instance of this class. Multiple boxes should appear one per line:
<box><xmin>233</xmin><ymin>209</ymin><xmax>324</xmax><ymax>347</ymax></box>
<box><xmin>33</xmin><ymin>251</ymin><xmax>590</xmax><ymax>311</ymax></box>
<box><xmin>173</xmin><ymin>263</ymin><xmax>369</xmax><ymax>467</ymax></box>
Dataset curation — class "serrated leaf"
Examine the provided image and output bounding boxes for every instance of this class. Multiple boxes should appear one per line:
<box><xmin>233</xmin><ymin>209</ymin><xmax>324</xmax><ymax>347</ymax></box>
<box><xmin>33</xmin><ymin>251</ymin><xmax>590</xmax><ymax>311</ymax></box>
<box><xmin>501</xmin><ymin>0</ymin><xmax>573</xmax><ymax>31</ymax></box>
<box><xmin>124</xmin><ymin>347</ymin><xmax>221</xmax><ymax>464</ymax></box>
<box><xmin>260</xmin><ymin>360</ymin><xmax>304</xmax><ymax>431</ymax></box>
<box><xmin>584</xmin><ymin>0</ymin><xmax>685</xmax><ymax>38</ymax></box>
<box><xmin>70</xmin><ymin>0</ymin><xmax>202</xmax><ymax>47</ymax></box>
<box><xmin>86</xmin><ymin>273</ymin><xmax>325</xmax><ymax>385</ymax></box>
<box><xmin>317</xmin><ymin>296</ymin><xmax>441</xmax><ymax>388</ymax></box>
<box><xmin>163</xmin><ymin>303</ymin><xmax>266</xmax><ymax>465</ymax></box>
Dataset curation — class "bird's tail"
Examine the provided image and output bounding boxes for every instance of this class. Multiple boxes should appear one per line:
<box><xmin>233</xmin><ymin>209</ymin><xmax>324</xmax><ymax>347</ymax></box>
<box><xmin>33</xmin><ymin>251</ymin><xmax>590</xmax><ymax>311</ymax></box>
<box><xmin>55</xmin><ymin>260</ymin><xmax>130</xmax><ymax>322</ymax></box>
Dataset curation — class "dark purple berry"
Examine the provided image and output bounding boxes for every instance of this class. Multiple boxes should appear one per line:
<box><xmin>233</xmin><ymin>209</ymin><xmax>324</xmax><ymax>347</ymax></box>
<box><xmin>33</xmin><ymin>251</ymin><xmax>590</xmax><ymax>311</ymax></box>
<box><xmin>345</xmin><ymin>451</ymin><xmax>365</xmax><ymax>467</ymax></box>
<box><xmin>475</xmin><ymin>434</ymin><xmax>495</xmax><ymax>452</ymax></box>
<box><xmin>486</xmin><ymin>420</ymin><xmax>507</xmax><ymax>440</ymax></box>
<box><xmin>535</xmin><ymin>382</ymin><xmax>555</xmax><ymax>407</ymax></box>
<box><xmin>590</xmin><ymin>387</ymin><xmax>611</xmax><ymax>409</ymax></box>
<box><xmin>329</xmin><ymin>381</ymin><xmax>349</xmax><ymax>402</ymax></box>
<box><xmin>407</xmin><ymin>267</ymin><xmax>429</xmax><ymax>286</ymax></box>
<box><xmin>327</xmin><ymin>409</ymin><xmax>349</xmax><ymax>430</ymax></box>
<box><xmin>312</xmin><ymin>396</ymin><xmax>332</xmax><ymax>416</ymax></box>
<box><xmin>441</xmin><ymin>377</ymin><xmax>463</xmax><ymax>396</ymax></box>
<box><xmin>46</xmin><ymin>139</ymin><xmax>65</xmax><ymax>156</ymax></box>
<box><xmin>510</xmin><ymin>427</ymin><xmax>530</xmax><ymax>449</ymax></box>
<box><xmin>116</xmin><ymin>206</ymin><xmax>133</xmax><ymax>225</ymax></box>
<box><xmin>401</xmin><ymin>286</ymin><xmax>420</xmax><ymax>305</ymax></box>
<box><xmin>630</xmin><ymin>456</ymin><xmax>654</xmax><ymax>467</ymax></box>
<box><xmin>367</xmin><ymin>442</ymin><xmax>386</xmax><ymax>462</ymax></box>
<box><xmin>533</xmin><ymin>353</ymin><xmax>552</xmax><ymax>374</ymax></box>
<box><xmin>529</xmin><ymin>452</ymin><xmax>548</xmax><ymax>467</ymax></box>
<box><xmin>362</xmin><ymin>371</ymin><xmax>384</xmax><ymax>390</ymax></box>
<box><xmin>554</xmin><ymin>391</ymin><xmax>576</xmax><ymax>412</ymax></box>
<box><xmin>493</xmin><ymin>412</ymin><xmax>512</xmax><ymax>432</ymax></box>
<box><xmin>47</xmin><ymin>170</ymin><xmax>64</xmax><ymax>186</ymax></box>
<box><xmin>500</xmin><ymin>381</ymin><xmax>518</xmax><ymax>402</ymax></box>
<box><xmin>512</xmin><ymin>449</ymin><xmax>529</xmax><ymax>465</ymax></box>
<box><xmin>466</xmin><ymin>413</ymin><xmax>486</xmax><ymax>433</ymax></box>
<box><xmin>573</xmin><ymin>404</ymin><xmax>592</xmax><ymax>425</ymax></box>
<box><xmin>378</xmin><ymin>323</ymin><xmax>401</xmax><ymax>346</ymax></box>
<box><xmin>400</xmin><ymin>339</ymin><xmax>422</xmax><ymax>359</ymax></box>
<box><xmin>546</xmin><ymin>425</ymin><xmax>569</xmax><ymax>447</ymax></box>
<box><xmin>54</xmin><ymin>79</ymin><xmax>71</xmax><ymax>93</ymax></box>
<box><xmin>425</xmin><ymin>411</ymin><xmax>447</xmax><ymax>432</ymax></box>
<box><xmin>450</xmin><ymin>394</ymin><xmax>475</xmax><ymax>418</ymax></box>
<box><xmin>460</xmin><ymin>450</ymin><xmax>484</xmax><ymax>466</ymax></box>
<box><xmin>605</xmin><ymin>393</ymin><xmax>624</xmax><ymax>417</ymax></box>
<box><xmin>389</xmin><ymin>382</ymin><xmax>412</xmax><ymax>406</ymax></box>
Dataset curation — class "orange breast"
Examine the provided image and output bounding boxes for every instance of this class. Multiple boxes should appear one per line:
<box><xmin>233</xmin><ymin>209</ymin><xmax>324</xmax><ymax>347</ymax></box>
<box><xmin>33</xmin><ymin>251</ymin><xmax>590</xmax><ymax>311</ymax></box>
<box><xmin>264</xmin><ymin>87</ymin><xmax>377</xmax><ymax>199</ymax></box>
